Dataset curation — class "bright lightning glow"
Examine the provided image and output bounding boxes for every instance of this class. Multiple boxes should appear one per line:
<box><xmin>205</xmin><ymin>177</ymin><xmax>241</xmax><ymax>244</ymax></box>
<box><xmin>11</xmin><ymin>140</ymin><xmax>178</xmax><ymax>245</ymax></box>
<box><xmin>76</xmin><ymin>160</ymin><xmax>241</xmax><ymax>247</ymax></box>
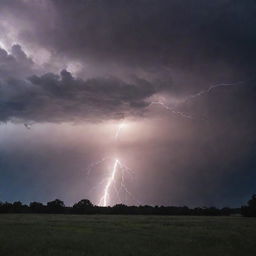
<box><xmin>84</xmin><ymin>78</ymin><xmax>252</xmax><ymax>207</ymax></box>
<box><xmin>99</xmin><ymin>119</ymin><xmax>131</xmax><ymax>206</ymax></box>
<box><xmin>114</xmin><ymin>119</ymin><xmax>126</xmax><ymax>140</ymax></box>
<box><xmin>100</xmin><ymin>158</ymin><xmax>120</xmax><ymax>206</ymax></box>
<box><xmin>86</xmin><ymin>79</ymin><xmax>250</xmax><ymax>206</ymax></box>
<box><xmin>0</xmin><ymin>41</ymin><xmax>9</xmax><ymax>52</ymax></box>
<box><xmin>84</xmin><ymin>119</ymin><xmax>137</xmax><ymax>206</ymax></box>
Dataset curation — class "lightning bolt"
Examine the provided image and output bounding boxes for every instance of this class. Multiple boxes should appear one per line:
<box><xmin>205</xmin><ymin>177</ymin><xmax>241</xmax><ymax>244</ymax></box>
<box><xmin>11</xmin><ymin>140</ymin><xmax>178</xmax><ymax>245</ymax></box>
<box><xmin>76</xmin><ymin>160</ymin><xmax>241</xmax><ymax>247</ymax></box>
<box><xmin>148</xmin><ymin>79</ymin><xmax>250</xmax><ymax>120</ymax></box>
<box><xmin>99</xmin><ymin>158</ymin><xmax>120</xmax><ymax>206</ymax></box>
<box><xmin>148</xmin><ymin>101</ymin><xmax>194</xmax><ymax>119</ymax></box>
<box><xmin>114</xmin><ymin>119</ymin><xmax>125</xmax><ymax>140</ymax></box>
<box><xmin>98</xmin><ymin>157</ymin><xmax>139</xmax><ymax>206</ymax></box>
<box><xmin>85</xmin><ymin>119</ymin><xmax>138</xmax><ymax>206</ymax></box>
<box><xmin>89</xmin><ymin>79</ymin><xmax>251</xmax><ymax>206</ymax></box>
<box><xmin>98</xmin><ymin>119</ymin><xmax>139</xmax><ymax>206</ymax></box>
<box><xmin>180</xmin><ymin>80</ymin><xmax>248</xmax><ymax>105</ymax></box>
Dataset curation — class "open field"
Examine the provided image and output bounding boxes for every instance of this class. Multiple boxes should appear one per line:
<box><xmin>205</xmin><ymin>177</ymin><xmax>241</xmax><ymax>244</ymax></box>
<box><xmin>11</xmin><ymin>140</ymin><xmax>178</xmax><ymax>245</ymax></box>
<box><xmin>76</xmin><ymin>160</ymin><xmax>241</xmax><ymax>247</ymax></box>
<box><xmin>0</xmin><ymin>214</ymin><xmax>256</xmax><ymax>256</ymax></box>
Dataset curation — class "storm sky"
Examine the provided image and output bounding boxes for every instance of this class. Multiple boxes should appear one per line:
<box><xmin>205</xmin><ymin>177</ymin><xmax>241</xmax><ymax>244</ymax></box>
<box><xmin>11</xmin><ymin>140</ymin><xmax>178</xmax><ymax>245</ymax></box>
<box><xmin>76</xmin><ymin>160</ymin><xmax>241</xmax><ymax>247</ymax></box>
<box><xmin>0</xmin><ymin>0</ymin><xmax>256</xmax><ymax>207</ymax></box>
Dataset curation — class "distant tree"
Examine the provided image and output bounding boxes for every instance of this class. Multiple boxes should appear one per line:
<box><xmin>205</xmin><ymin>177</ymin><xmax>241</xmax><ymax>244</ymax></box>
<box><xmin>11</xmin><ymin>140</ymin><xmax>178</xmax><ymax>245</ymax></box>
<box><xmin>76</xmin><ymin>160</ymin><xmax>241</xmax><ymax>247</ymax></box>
<box><xmin>197</xmin><ymin>207</ymin><xmax>219</xmax><ymax>216</ymax></box>
<box><xmin>112</xmin><ymin>204</ymin><xmax>128</xmax><ymax>214</ymax></box>
<box><xmin>46</xmin><ymin>199</ymin><xmax>65</xmax><ymax>213</ymax></box>
<box><xmin>241</xmin><ymin>194</ymin><xmax>256</xmax><ymax>217</ymax></box>
<box><xmin>248</xmin><ymin>195</ymin><xmax>256</xmax><ymax>208</ymax></box>
<box><xmin>29</xmin><ymin>202</ymin><xmax>45</xmax><ymax>213</ymax></box>
<box><xmin>12</xmin><ymin>201</ymin><xmax>24</xmax><ymax>213</ymax></box>
<box><xmin>73</xmin><ymin>199</ymin><xmax>93</xmax><ymax>208</ymax></box>
<box><xmin>220</xmin><ymin>207</ymin><xmax>231</xmax><ymax>216</ymax></box>
<box><xmin>0</xmin><ymin>201</ymin><xmax>3</xmax><ymax>213</ymax></box>
<box><xmin>0</xmin><ymin>198</ymin><xmax>243</xmax><ymax>216</ymax></box>
<box><xmin>73</xmin><ymin>199</ymin><xmax>94</xmax><ymax>214</ymax></box>
<box><xmin>1</xmin><ymin>202</ymin><xmax>13</xmax><ymax>213</ymax></box>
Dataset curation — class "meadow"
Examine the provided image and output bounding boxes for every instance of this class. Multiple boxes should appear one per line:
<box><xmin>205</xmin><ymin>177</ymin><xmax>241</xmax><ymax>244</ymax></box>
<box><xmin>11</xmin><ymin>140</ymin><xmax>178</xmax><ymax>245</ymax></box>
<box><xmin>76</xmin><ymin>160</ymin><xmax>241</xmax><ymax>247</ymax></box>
<box><xmin>0</xmin><ymin>214</ymin><xmax>255</xmax><ymax>256</ymax></box>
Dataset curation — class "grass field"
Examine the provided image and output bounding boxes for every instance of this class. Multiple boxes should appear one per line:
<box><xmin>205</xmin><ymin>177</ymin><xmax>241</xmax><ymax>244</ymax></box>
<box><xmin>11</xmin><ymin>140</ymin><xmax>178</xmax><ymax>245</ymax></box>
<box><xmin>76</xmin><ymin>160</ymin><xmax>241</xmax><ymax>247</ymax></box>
<box><xmin>0</xmin><ymin>214</ymin><xmax>256</xmax><ymax>256</ymax></box>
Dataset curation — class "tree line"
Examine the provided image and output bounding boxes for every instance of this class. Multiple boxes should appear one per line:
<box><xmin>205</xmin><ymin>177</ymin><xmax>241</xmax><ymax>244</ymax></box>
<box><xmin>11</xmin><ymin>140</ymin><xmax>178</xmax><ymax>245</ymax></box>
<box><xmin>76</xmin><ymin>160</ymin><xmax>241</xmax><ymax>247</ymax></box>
<box><xmin>0</xmin><ymin>195</ymin><xmax>255</xmax><ymax>216</ymax></box>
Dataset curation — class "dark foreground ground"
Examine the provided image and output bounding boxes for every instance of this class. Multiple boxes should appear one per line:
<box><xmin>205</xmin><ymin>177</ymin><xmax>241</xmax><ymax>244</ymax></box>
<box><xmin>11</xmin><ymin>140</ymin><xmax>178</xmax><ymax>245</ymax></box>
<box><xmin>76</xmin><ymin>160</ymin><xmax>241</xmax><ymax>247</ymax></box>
<box><xmin>0</xmin><ymin>214</ymin><xmax>256</xmax><ymax>256</ymax></box>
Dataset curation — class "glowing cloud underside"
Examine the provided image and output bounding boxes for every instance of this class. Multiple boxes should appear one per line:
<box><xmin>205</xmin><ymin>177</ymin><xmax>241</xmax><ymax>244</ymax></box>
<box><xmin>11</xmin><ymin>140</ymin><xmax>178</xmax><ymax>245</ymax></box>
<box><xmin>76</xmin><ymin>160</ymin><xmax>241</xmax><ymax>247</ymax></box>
<box><xmin>91</xmin><ymin>80</ymin><xmax>247</xmax><ymax>206</ymax></box>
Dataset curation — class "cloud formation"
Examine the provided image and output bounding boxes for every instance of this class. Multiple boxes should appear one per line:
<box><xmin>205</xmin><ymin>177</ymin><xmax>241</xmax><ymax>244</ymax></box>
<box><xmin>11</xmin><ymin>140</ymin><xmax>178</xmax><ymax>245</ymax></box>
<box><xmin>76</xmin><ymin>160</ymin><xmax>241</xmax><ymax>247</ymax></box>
<box><xmin>1</xmin><ymin>0</ymin><xmax>254</xmax><ymax>80</ymax></box>
<box><xmin>0</xmin><ymin>45</ymin><xmax>34</xmax><ymax>79</ymax></box>
<box><xmin>0</xmin><ymin>0</ymin><xmax>256</xmax><ymax>207</ymax></box>
<box><xmin>0</xmin><ymin>68</ymin><xmax>165</xmax><ymax>122</ymax></box>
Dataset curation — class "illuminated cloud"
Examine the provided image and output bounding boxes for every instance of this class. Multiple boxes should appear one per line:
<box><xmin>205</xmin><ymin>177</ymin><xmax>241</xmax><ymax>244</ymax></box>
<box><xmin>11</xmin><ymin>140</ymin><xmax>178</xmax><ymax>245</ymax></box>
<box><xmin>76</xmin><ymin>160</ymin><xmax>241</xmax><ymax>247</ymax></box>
<box><xmin>0</xmin><ymin>69</ymin><xmax>168</xmax><ymax>122</ymax></box>
<box><xmin>0</xmin><ymin>0</ymin><xmax>256</xmax><ymax>207</ymax></box>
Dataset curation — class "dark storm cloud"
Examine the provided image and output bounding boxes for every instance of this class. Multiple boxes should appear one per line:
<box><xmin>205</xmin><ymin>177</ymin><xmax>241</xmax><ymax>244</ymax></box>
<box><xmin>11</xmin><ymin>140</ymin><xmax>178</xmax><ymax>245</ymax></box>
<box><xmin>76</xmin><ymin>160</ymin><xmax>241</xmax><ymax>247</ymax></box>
<box><xmin>11</xmin><ymin>0</ymin><xmax>255</xmax><ymax>81</ymax></box>
<box><xmin>1</xmin><ymin>0</ymin><xmax>256</xmax><ymax>207</ymax></box>
<box><xmin>0</xmin><ymin>69</ymin><xmax>161</xmax><ymax>122</ymax></box>
<box><xmin>0</xmin><ymin>45</ymin><xmax>34</xmax><ymax>79</ymax></box>
<box><xmin>2</xmin><ymin>0</ymin><xmax>256</xmax><ymax>89</ymax></box>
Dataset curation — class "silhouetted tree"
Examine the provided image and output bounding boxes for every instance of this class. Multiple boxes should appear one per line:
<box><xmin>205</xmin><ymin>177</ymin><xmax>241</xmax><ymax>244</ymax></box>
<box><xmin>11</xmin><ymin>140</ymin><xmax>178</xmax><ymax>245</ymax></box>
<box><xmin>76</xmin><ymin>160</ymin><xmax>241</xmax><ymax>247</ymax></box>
<box><xmin>0</xmin><ymin>201</ymin><xmax>28</xmax><ymax>213</ymax></box>
<box><xmin>1</xmin><ymin>202</ymin><xmax>13</xmax><ymax>213</ymax></box>
<box><xmin>241</xmin><ymin>194</ymin><xmax>256</xmax><ymax>217</ymax></box>
<box><xmin>12</xmin><ymin>201</ymin><xmax>27</xmax><ymax>213</ymax></box>
<box><xmin>0</xmin><ymin>202</ymin><xmax>3</xmax><ymax>213</ymax></box>
<box><xmin>0</xmin><ymin>198</ymin><xmax>240</xmax><ymax>215</ymax></box>
<box><xmin>112</xmin><ymin>204</ymin><xmax>128</xmax><ymax>214</ymax></box>
<box><xmin>46</xmin><ymin>199</ymin><xmax>65</xmax><ymax>213</ymax></box>
<box><xmin>29</xmin><ymin>202</ymin><xmax>45</xmax><ymax>213</ymax></box>
<box><xmin>73</xmin><ymin>199</ymin><xmax>94</xmax><ymax>214</ymax></box>
<box><xmin>221</xmin><ymin>207</ymin><xmax>232</xmax><ymax>216</ymax></box>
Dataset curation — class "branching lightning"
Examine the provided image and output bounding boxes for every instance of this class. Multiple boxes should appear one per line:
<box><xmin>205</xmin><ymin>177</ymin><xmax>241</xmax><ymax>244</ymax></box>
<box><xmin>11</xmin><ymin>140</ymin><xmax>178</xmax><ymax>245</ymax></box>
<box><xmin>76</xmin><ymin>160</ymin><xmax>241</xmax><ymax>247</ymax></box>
<box><xmin>85</xmin><ymin>119</ymin><xmax>138</xmax><ymax>206</ymax></box>
<box><xmin>86</xmin><ymin>79</ymin><xmax>249</xmax><ymax>206</ymax></box>
<box><xmin>179</xmin><ymin>80</ymin><xmax>248</xmax><ymax>105</ymax></box>
<box><xmin>148</xmin><ymin>101</ymin><xmax>194</xmax><ymax>119</ymax></box>
<box><xmin>98</xmin><ymin>119</ymin><xmax>138</xmax><ymax>206</ymax></box>
<box><xmin>99</xmin><ymin>159</ymin><xmax>120</xmax><ymax>206</ymax></box>
<box><xmin>148</xmin><ymin>80</ymin><xmax>249</xmax><ymax>120</ymax></box>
